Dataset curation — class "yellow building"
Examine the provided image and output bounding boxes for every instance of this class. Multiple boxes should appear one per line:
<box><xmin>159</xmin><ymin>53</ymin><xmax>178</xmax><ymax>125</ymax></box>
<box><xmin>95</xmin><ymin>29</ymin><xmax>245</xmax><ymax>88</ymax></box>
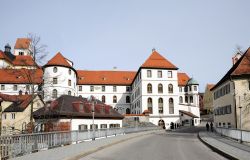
<box><xmin>203</xmin><ymin>84</ymin><xmax>215</xmax><ymax>114</ymax></box>
<box><xmin>0</xmin><ymin>93</ymin><xmax>44</xmax><ymax>135</ymax></box>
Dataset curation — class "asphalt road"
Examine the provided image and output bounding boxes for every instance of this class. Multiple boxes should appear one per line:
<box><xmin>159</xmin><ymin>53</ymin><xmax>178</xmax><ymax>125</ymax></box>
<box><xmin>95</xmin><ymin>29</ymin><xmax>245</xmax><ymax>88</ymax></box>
<box><xmin>80</xmin><ymin>127</ymin><xmax>228</xmax><ymax>160</ymax></box>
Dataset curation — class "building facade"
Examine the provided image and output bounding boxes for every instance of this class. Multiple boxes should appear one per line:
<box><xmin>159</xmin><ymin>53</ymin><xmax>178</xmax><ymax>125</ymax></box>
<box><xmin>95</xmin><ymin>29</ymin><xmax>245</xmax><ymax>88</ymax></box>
<box><xmin>211</xmin><ymin>49</ymin><xmax>250</xmax><ymax>130</ymax></box>
<box><xmin>0</xmin><ymin>38</ymin><xmax>200</xmax><ymax>129</ymax></box>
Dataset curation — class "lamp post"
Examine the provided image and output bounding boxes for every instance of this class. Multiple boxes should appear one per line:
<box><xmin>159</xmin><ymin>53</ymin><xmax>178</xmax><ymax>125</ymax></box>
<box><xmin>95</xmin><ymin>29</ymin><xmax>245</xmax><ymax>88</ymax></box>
<box><xmin>88</xmin><ymin>96</ymin><xmax>95</xmax><ymax>141</ymax></box>
<box><xmin>239</xmin><ymin>96</ymin><xmax>242</xmax><ymax>143</ymax></box>
<box><xmin>0</xmin><ymin>98</ymin><xmax>2</xmax><ymax>135</ymax></box>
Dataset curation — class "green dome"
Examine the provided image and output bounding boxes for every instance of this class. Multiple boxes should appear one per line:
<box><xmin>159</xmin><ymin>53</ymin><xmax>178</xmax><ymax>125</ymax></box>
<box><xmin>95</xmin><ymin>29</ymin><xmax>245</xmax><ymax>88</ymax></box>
<box><xmin>187</xmin><ymin>78</ymin><xmax>199</xmax><ymax>85</ymax></box>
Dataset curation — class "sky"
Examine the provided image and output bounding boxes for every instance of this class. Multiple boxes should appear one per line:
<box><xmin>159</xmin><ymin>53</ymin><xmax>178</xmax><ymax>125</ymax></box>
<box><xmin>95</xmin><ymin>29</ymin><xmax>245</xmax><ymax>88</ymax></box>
<box><xmin>0</xmin><ymin>0</ymin><xmax>250</xmax><ymax>92</ymax></box>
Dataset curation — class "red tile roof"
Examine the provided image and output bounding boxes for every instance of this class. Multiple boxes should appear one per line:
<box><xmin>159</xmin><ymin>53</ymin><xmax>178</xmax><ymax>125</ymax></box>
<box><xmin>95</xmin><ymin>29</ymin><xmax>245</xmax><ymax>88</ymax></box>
<box><xmin>141</xmin><ymin>51</ymin><xmax>178</xmax><ymax>69</ymax></box>
<box><xmin>77</xmin><ymin>70</ymin><xmax>136</xmax><ymax>85</ymax></box>
<box><xmin>0</xmin><ymin>50</ymin><xmax>12</xmax><ymax>63</ymax></box>
<box><xmin>0</xmin><ymin>68</ymin><xmax>43</xmax><ymax>84</ymax></box>
<box><xmin>178</xmin><ymin>73</ymin><xmax>190</xmax><ymax>86</ymax></box>
<box><xmin>206</xmin><ymin>84</ymin><xmax>215</xmax><ymax>90</ymax></box>
<box><xmin>12</xmin><ymin>55</ymin><xmax>37</xmax><ymax>66</ymax></box>
<box><xmin>45</xmin><ymin>52</ymin><xmax>72</xmax><ymax>68</ymax></box>
<box><xmin>211</xmin><ymin>48</ymin><xmax>250</xmax><ymax>91</ymax></box>
<box><xmin>14</xmin><ymin>38</ymin><xmax>31</xmax><ymax>49</ymax></box>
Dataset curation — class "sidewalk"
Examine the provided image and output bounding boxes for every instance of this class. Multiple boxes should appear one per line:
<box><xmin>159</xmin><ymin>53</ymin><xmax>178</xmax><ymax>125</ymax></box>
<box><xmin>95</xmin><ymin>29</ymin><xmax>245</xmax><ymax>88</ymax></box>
<box><xmin>198</xmin><ymin>131</ymin><xmax>250</xmax><ymax>160</ymax></box>
<box><xmin>12</xmin><ymin>130</ymin><xmax>162</xmax><ymax>160</ymax></box>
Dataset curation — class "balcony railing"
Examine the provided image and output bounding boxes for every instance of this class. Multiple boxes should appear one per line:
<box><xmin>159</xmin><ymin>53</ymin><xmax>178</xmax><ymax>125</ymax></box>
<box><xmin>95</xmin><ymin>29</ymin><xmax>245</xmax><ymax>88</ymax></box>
<box><xmin>0</xmin><ymin>126</ymin><xmax>160</xmax><ymax>159</ymax></box>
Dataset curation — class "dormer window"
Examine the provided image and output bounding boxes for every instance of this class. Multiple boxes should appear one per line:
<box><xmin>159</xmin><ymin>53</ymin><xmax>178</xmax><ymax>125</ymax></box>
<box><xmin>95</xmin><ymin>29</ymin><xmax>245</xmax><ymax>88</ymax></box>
<box><xmin>53</xmin><ymin>67</ymin><xmax>57</xmax><ymax>73</ymax></box>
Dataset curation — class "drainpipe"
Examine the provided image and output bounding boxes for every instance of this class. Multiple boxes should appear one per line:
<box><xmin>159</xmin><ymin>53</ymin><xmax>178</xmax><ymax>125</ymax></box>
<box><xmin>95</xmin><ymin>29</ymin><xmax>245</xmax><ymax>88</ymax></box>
<box><xmin>230</xmin><ymin>78</ymin><xmax>237</xmax><ymax>129</ymax></box>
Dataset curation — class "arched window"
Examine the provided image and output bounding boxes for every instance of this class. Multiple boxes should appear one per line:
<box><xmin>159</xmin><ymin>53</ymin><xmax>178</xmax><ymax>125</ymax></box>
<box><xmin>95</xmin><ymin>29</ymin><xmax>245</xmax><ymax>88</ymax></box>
<box><xmin>68</xmin><ymin>90</ymin><xmax>71</xmax><ymax>95</ymax></box>
<box><xmin>168</xmin><ymin>84</ymin><xmax>173</xmax><ymax>93</ymax></box>
<box><xmin>179</xmin><ymin>96</ymin><xmax>183</xmax><ymax>104</ymax></box>
<box><xmin>147</xmin><ymin>98</ymin><xmax>153</xmax><ymax>114</ymax></box>
<box><xmin>102</xmin><ymin>95</ymin><xmax>105</xmax><ymax>103</ymax></box>
<box><xmin>52</xmin><ymin>89</ymin><xmax>57</xmax><ymax>98</ymax></box>
<box><xmin>185</xmin><ymin>96</ymin><xmax>188</xmax><ymax>103</ymax></box>
<box><xmin>169</xmin><ymin>98</ymin><xmax>174</xmax><ymax>114</ymax></box>
<box><xmin>158</xmin><ymin>84</ymin><xmax>163</xmax><ymax>93</ymax></box>
<box><xmin>147</xmin><ymin>83</ymin><xmax>152</xmax><ymax>93</ymax></box>
<box><xmin>190</xmin><ymin>96</ymin><xmax>193</xmax><ymax>103</ymax></box>
<box><xmin>158</xmin><ymin>98</ymin><xmax>163</xmax><ymax>114</ymax></box>
<box><xmin>113</xmin><ymin>96</ymin><xmax>117</xmax><ymax>103</ymax></box>
<box><xmin>126</xmin><ymin>96</ymin><xmax>130</xmax><ymax>103</ymax></box>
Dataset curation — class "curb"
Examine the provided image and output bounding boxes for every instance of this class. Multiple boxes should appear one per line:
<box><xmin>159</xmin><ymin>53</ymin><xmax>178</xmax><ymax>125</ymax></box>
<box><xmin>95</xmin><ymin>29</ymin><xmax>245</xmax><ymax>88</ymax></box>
<box><xmin>65</xmin><ymin>130</ymin><xmax>160</xmax><ymax>160</ymax></box>
<box><xmin>197</xmin><ymin>132</ymin><xmax>238</xmax><ymax>160</ymax></box>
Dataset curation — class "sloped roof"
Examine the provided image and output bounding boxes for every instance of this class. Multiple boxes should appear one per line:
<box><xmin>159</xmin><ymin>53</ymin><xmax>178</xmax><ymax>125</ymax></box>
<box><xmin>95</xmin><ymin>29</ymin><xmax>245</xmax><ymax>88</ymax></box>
<box><xmin>45</xmin><ymin>52</ymin><xmax>72</xmax><ymax>68</ymax></box>
<box><xmin>141</xmin><ymin>51</ymin><xmax>178</xmax><ymax>69</ymax></box>
<box><xmin>77</xmin><ymin>70</ymin><xmax>136</xmax><ymax>85</ymax></box>
<box><xmin>0</xmin><ymin>93</ymin><xmax>34</xmax><ymax>112</ymax></box>
<box><xmin>14</xmin><ymin>38</ymin><xmax>31</xmax><ymax>49</ymax></box>
<box><xmin>211</xmin><ymin>48</ymin><xmax>250</xmax><ymax>91</ymax></box>
<box><xmin>180</xmin><ymin>110</ymin><xmax>199</xmax><ymax>118</ymax></box>
<box><xmin>0</xmin><ymin>50</ymin><xmax>12</xmax><ymax>63</ymax></box>
<box><xmin>33</xmin><ymin>95</ymin><xmax>124</xmax><ymax>119</ymax></box>
<box><xmin>0</xmin><ymin>68</ymin><xmax>43</xmax><ymax>84</ymax></box>
<box><xmin>12</xmin><ymin>55</ymin><xmax>37</xmax><ymax>66</ymax></box>
<box><xmin>187</xmin><ymin>78</ymin><xmax>199</xmax><ymax>85</ymax></box>
<box><xmin>206</xmin><ymin>84</ymin><xmax>215</xmax><ymax>90</ymax></box>
<box><xmin>178</xmin><ymin>73</ymin><xmax>190</xmax><ymax>86</ymax></box>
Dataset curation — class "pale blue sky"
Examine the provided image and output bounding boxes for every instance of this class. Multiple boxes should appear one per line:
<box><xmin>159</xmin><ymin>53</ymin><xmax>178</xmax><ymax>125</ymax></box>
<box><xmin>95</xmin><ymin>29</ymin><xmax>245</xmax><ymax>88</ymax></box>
<box><xmin>1</xmin><ymin>0</ymin><xmax>250</xmax><ymax>91</ymax></box>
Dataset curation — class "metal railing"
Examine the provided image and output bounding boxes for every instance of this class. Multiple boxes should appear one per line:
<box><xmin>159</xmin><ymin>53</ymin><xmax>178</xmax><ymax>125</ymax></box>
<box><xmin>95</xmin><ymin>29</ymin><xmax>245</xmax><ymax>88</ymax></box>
<box><xmin>0</xmin><ymin>126</ymin><xmax>160</xmax><ymax>159</ymax></box>
<box><xmin>215</xmin><ymin>127</ymin><xmax>250</xmax><ymax>143</ymax></box>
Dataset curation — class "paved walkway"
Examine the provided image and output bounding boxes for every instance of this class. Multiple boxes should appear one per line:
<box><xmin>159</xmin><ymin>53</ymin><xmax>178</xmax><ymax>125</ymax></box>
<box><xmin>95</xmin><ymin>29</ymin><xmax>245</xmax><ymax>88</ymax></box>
<box><xmin>12</xmin><ymin>130</ymin><xmax>162</xmax><ymax>160</ymax></box>
<box><xmin>198</xmin><ymin>131</ymin><xmax>250</xmax><ymax>160</ymax></box>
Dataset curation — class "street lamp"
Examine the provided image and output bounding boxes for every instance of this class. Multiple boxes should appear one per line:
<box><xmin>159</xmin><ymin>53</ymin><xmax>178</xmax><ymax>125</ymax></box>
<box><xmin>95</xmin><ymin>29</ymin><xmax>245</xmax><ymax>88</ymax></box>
<box><xmin>88</xmin><ymin>95</ymin><xmax>95</xmax><ymax>140</ymax></box>
<box><xmin>239</xmin><ymin>105</ymin><xmax>242</xmax><ymax>143</ymax></box>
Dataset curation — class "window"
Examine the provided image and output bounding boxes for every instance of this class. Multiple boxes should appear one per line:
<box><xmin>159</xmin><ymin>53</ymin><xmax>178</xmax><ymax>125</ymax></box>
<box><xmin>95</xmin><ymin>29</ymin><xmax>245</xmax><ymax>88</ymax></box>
<box><xmin>147</xmin><ymin>83</ymin><xmax>152</xmax><ymax>93</ymax></box>
<box><xmin>179</xmin><ymin>87</ymin><xmax>182</xmax><ymax>92</ymax></box>
<box><xmin>184</xmin><ymin>86</ymin><xmax>188</xmax><ymax>92</ymax></box>
<box><xmin>19</xmin><ymin>51</ymin><xmax>24</xmax><ymax>55</ymax></box>
<box><xmin>68</xmin><ymin>69</ymin><xmax>71</xmax><ymax>75</ymax></box>
<box><xmin>179</xmin><ymin>96</ymin><xmax>183</xmax><ymax>103</ymax></box>
<box><xmin>90</xmin><ymin>124</ymin><xmax>98</xmax><ymax>130</ymax></box>
<box><xmin>1</xmin><ymin>85</ymin><xmax>5</xmax><ymax>90</ymax></box>
<box><xmin>147</xmin><ymin>70</ymin><xmax>152</xmax><ymax>78</ymax></box>
<box><xmin>68</xmin><ymin>91</ymin><xmax>71</xmax><ymax>95</ymax></box>
<box><xmin>68</xmin><ymin>80</ymin><xmax>71</xmax><ymax>86</ymax></box>
<box><xmin>102</xmin><ymin>95</ymin><xmax>106</xmax><ymax>103</ymax></box>
<box><xmin>189</xmin><ymin>86</ymin><xmax>192</xmax><ymax>91</ymax></box>
<box><xmin>101</xmin><ymin>124</ymin><xmax>107</xmax><ymax>129</ymax></box>
<box><xmin>113</xmin><ymin>95</ymin><xmax>117</xmax><ymax>103</ymax></box>
<box><xmin>26</xmin><ymin>85</ymin><xmax>30</xmax><ymax>91</ymax></box>
<box><xmin>126</xmin><ymin>86</ymin><xmax>131</xmax><ymax>92</ymax></box>
<box><xmin>3</xmin><ymin>113</ymin><xmax>7</xmax><ymax>119</ymax></box>
<box><xmin>53</xmin><ymin>67</ymin><xmax>57</xmax><ymax>73</ymax></box>
<box><xmin>194</xmin><ymin>86</ymin><xmax>197</xmax><ymax>91</ymax></box>
<box><xmin>102</xmin><ymin>86</ymin><xmax>105</xmax><ymax>92</ymax></box>
<box><xmin>168</xmin><ymin>71</ymin><xmax>172</xmax><ymax>78</ymax></box>
<box><xmin>158</xmin><ymin>84</ymin><xmax>163</xmax><ymax>93</ymax></box>
<box><xmin>90</xmin><ymin>86</ymin><xmax>94</xmax><ymax>92</ymax></box>
<box><xmin>148</xmin><ymin>98</ymin><xmax>153</xmax><ymax>114</ymax></box>
<box><xmin>169</xmin><ymin>98</ymin><xmax>174</xmax><ymax>114</ymax></box>
<box><xmin>11</xmin><ymin>113</ymin><xmax>15</xmax><ymax>119</ymax></box>
<box><xmin>158</xmin><ymin>98</ymin><xmax>163</xmax><ymax>114</ymax></box>
<box><xmin>13</xmin><ymin>85</ymin><xmax>17</xmax><ymax>91</ymax></box>
<box><xmin>126</xmin><ymin>96</ymin><xmax>130</xmax><ymax>103</ymax></box>
<box><xmin>185</xmin><ymin>96</ymin><xmax>188</xmax><ymax>103</ymax></box>
<box><xmin>190</xmin><ymin>96</ymin><xmax>193</xmax><ymax>103</ymax></box>
<box><xmin>79</xmin><ymin>86</ymin><xmax>82</xmax><ymax>91</ymax></box>
<box><xmin>168</xmin><ymin>84</ymin><xmax>173</xmax><ymax>93</ymax></box>
<box><xmin>78</xmin><ymin>124</ymin><xmax>88</xmax><ymax>131</ymax></box>
<box><xmin>53</xmin><ymin>78</ymin><xmax>57</xmax><ymax>84</ymax></box>
<box><xmin>157</xmin><ymin>70</ymin><xmax>162</xmax><ymax>78</ymax></box>
<box><xmin>113</xmin><ymin>86</ymin><xmax>117</xmax><ymax>92</ymax></box>
<box><xmin>52</xmin><ymin>89</ymin><xmax>57</xmax><ymax>98</ymax></box>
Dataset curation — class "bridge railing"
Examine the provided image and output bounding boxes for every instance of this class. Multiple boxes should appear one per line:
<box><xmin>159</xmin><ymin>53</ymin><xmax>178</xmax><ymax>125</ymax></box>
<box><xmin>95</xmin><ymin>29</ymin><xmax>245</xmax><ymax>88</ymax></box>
<box><xmin>0</xmin><ymin>126</ymin><xmax>160</xmax><ymax>159</ymax></box>
<box><xmin>215</xmin><ymin>127</ymin><xmax>250</xmax><ymax>143</ymax></box>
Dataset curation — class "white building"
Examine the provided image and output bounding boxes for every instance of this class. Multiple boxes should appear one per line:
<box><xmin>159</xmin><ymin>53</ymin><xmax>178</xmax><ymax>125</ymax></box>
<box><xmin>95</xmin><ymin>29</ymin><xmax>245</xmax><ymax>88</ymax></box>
<box><xmin>0</xmin><ymin>38</ymin><xmax>200</xmax><ymax>129</ymax></box>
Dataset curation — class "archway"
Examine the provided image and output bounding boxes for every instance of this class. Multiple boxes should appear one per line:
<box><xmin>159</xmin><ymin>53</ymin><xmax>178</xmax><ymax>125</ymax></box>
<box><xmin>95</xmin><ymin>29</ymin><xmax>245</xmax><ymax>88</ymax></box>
<box><xmin>158</xmin><ymin>119</ymin><xmax>165</xmax><ymax>129</ymax></box>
